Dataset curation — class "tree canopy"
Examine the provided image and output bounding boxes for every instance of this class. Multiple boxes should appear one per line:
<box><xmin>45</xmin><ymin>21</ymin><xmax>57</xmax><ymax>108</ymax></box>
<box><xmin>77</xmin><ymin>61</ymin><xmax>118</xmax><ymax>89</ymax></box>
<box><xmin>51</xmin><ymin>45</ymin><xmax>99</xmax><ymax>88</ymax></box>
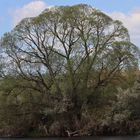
<box><xmin>0</xmin><ymin>4</ymin><xmax>139</xmax><ymax>137</ymax></box>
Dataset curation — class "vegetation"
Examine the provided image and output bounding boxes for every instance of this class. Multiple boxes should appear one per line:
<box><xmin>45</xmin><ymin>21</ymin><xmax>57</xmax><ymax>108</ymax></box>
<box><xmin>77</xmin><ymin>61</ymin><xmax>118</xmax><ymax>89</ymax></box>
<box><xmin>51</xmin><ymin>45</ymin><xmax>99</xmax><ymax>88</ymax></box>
<box><xmin>0</xmin><ymin>4</ymin><xmax>139</xmax><ymax>137</ymax></box>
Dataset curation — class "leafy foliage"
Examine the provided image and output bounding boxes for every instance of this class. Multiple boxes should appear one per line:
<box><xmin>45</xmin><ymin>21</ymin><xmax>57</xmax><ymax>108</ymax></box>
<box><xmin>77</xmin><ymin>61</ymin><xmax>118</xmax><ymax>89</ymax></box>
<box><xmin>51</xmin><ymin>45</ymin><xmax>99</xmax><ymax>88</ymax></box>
<box><xmin>0</xmin><ymin>4</ymin><xmax>139</xmax><ymax>136</ymax></box>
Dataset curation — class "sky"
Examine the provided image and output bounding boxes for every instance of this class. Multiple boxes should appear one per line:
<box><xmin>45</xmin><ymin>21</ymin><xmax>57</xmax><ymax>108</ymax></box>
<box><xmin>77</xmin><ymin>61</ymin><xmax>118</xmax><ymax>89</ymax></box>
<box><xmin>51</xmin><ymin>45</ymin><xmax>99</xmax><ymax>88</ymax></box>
<box><xmin>0</xmin><ymin>0</ymin><xmax>140</xmax><ymax>47</ymax></box>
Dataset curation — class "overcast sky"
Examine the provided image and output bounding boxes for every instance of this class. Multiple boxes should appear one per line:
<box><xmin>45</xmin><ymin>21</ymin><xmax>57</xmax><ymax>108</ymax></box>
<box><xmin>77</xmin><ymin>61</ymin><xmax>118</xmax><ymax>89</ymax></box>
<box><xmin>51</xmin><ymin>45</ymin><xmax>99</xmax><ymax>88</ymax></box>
<box><xmin>0</xmin><ymin>0</ymin><xmax>140</xmax><ymax>47</ymax></box>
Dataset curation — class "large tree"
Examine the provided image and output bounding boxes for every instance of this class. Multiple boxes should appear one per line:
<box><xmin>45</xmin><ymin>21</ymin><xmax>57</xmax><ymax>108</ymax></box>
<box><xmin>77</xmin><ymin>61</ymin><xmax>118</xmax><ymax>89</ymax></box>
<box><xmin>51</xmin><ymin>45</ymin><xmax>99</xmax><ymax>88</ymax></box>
<box><xmin>0</xmin><ymin>4</ymin><xmax>139</xmax><ymax>118</ymax></box>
